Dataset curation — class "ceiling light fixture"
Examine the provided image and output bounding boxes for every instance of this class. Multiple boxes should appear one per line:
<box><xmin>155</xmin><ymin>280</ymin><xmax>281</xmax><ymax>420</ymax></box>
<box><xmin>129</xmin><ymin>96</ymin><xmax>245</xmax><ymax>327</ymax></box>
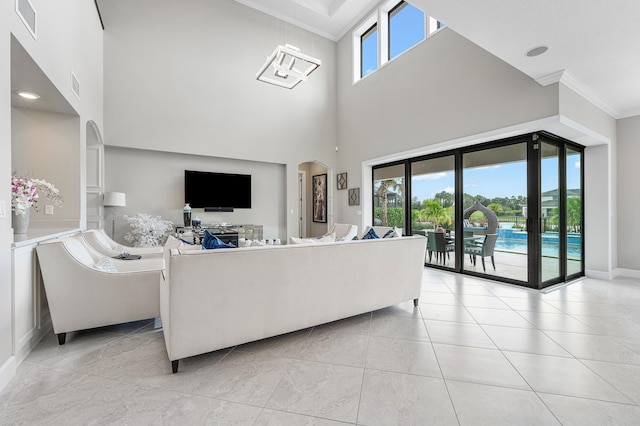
<box><xmin>256</xmin><ymin>44</ymin><xmax>321</xmax><ymax>89</ymax></box>
<box><xmin>16</xmin><ymin>91</ymin><xmax>40</xmax><ymax>100</ymax></box>
<box><xmin>526</xmin><ymin>46</ymin><xmax>548</xmax><ymax>57</ymax></box>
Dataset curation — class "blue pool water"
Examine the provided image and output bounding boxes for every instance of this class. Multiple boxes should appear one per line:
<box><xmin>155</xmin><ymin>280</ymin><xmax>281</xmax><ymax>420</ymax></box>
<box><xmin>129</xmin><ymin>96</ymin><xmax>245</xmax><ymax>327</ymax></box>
<box><xmin>495</xmin><ymin>229</ymin><xmax>582</xmax><ymax>259</ymax></box>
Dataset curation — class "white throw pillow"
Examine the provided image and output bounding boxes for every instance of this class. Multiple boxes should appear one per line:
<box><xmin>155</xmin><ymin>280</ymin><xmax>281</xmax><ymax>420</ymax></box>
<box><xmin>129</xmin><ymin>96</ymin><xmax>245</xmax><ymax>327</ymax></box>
<box><xmin>289</xmin><ymin>233</ymin><xmax>336</xmax><ymax>245</ymax></box>
<box><xmin>95</xmin><ymin>257</ymin><xmax>117</xmax><ymax>272</ymax></box>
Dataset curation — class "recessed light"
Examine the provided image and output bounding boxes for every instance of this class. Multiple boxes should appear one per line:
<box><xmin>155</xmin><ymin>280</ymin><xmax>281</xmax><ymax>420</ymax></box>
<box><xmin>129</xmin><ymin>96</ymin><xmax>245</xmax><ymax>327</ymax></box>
<box><xmin>526</xmin><ymin>46</ymin><xmax>548</xmax><ymax>57</ymax></box>
<box><xmin>16</xmin><ymin>91</ymin><xmax>40</xmax><ymax>100</ymax></box>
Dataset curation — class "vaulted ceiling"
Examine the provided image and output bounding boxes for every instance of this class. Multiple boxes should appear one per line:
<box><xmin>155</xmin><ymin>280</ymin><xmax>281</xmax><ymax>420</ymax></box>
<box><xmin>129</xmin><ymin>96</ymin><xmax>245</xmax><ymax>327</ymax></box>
<box><xmin>95</xmin><ymin>0</ymin><xmax>640</xmax><ymax>119</ymax></box>
<box><xmin>238</xmin><ymin>0</ymin><xmax>640</xmax><ymax>119</ymax></box>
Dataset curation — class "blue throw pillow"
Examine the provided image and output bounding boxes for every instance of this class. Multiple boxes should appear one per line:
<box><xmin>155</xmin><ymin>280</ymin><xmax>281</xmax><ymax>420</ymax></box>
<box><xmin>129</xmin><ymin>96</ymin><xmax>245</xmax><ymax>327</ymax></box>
<box><xmin>383</xmin><ymin>229</ymin><xmax>395</xmax><ymax>238</ymax></box>
<box><xmin>361</xmin><ymin>228</ymin><xmax>380</xmax><ymax>240</ymax></box>
<box><xmin>202</xmin><ymin>230</ymin><xmax>236</xmax><ymax>250</ymax></box>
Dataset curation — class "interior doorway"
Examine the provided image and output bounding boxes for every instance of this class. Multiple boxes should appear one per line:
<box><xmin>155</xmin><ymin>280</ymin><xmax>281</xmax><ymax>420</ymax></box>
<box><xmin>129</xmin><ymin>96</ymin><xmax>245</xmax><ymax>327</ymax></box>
<box><xmin>298</xmin><ymin>161</ymin><xmax>329</xmax><ymax>237</ymax></box>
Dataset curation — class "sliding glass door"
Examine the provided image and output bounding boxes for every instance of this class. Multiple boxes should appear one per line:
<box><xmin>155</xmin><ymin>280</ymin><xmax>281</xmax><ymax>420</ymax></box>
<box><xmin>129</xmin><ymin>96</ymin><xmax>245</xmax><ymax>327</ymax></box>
<box><xmin>540</xmin><ymin>141</ymin><xmax>561</xmax><ymax>284</ymax></box>
<box><xmin>373</xmin><ymin>163</ymin><xmax>406</xmax><ymax>232</ymax></box>
<box><xmin>372</xmin><ymin>132</ymin><xmax>584</xmax><ymax>289</ymax></box>
<box><xmin>462</xmin><ymin>143</ymin><xmax>528</xmax><ymax>282</ymax></box>
<box><xmin>566</xmin><ymin>147</ymin><xmax>584</xmax><ymax>278</ymax></box>
<box><xmin>410</xmin><ymin>155</ymin><xmax>456</xmax><ymax>269</ymax></box>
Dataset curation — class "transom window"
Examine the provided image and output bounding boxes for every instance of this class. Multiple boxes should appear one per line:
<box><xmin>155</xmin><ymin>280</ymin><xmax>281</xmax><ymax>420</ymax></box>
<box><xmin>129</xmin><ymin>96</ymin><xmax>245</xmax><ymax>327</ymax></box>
<box><xmin>361</xmin><ymin>23</ymin><xmax>378</xmax><ymax>78</ymax></box>
<box><xmin>389</xmin><ymin>1</ymin><xmax>425</xmax><ymax>60</ymax></box>
<box><xmin>353</xmin><ymin>0</ymin><xmax>444</xmax><ymax>82</ymax></box>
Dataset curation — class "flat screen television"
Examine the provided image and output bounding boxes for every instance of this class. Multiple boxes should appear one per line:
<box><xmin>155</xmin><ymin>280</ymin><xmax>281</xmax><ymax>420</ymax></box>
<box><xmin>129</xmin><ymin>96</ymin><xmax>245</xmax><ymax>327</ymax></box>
<box><xmin>184</xmin><ymin>170</ymin><xmax>251</xmax><ymax>209</ymax></box>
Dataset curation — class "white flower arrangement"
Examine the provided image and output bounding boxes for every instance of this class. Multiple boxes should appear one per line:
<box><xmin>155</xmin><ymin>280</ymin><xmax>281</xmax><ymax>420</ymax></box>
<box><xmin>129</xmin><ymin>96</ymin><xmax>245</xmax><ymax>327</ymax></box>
<box><xmin>11</xmin><ymin>175</ymin><xmax>63</xmax><ymax>216</ymax></box>
<box><xmin>123</xmin><ymin>213</ymin><xmax>173</xmax><ymax>247</ymax></box>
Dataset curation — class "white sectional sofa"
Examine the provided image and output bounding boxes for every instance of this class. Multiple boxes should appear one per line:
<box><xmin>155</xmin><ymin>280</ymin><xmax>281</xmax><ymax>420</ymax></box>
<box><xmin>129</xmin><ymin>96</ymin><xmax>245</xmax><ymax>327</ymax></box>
<box><xmin>161</xmin><ymin>235</ymin><xmax>426</xmax><ymax>372</ymax></box>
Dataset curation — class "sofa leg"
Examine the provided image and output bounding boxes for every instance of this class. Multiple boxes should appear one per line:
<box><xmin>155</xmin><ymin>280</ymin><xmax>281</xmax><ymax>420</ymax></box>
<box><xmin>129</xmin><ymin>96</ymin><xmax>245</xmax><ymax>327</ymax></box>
<box><xmin>57</xmin><ymin>333</ymin><xmax>66</xmax><ymax>345</ymax></box>
<box><xmin>172</xmin><ymin>360</ymin><xmax>179</xmax><ymax>374</ymax></box>
<box><xmin>413</xmin><ymin>298</ymin><xmax>419</xmax><ymax>307</ymax></box>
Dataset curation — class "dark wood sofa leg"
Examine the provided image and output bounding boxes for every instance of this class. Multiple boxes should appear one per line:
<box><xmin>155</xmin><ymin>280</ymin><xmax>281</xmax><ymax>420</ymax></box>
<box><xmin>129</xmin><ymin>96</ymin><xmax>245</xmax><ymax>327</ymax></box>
<box><xmin>413</xmin><ymin>298</ymin><xmax>419</xmax><ymax>307</ymax></box>
<box><xmin>172</xmin><ymin>360</ymin><xmax>179</xmax><ymax>374</ymax></box>
<box><xmin>57</xmin><ymin>333</ymin><xmax>66</xmax><ymax>345</ymax></box>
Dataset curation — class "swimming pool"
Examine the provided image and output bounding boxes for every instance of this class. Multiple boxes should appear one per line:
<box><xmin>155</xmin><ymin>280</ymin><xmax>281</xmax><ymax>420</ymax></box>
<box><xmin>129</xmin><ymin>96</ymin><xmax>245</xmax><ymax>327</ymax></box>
<box><xmin>494</xmin><ymin>229</ymin><xmax>582</xmax><ymax>259</ymax></box>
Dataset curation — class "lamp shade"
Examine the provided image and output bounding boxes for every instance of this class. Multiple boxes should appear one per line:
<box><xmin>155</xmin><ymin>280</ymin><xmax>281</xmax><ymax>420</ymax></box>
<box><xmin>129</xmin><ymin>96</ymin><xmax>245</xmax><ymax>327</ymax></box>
<box><xmin>103</xmin><ymin>192</ymin><xmax>126</xmax><ymax>207</ymax></box>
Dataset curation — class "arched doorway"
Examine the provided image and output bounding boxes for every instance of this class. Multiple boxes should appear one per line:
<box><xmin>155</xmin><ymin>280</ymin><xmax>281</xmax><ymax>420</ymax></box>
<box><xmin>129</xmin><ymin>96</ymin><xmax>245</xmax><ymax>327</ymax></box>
<box><xmin>85</xmin><ymin>120</ymin><xmax>104</xmax><ymax>230</ymax></box>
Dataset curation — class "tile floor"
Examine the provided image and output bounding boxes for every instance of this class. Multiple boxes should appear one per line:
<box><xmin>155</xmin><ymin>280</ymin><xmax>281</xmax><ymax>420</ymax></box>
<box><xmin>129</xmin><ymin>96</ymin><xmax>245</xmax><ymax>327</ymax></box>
<box><xmin>3</xmin><ymin>269</ymin><xmax>640</xmax><ymax>425</ymax></box>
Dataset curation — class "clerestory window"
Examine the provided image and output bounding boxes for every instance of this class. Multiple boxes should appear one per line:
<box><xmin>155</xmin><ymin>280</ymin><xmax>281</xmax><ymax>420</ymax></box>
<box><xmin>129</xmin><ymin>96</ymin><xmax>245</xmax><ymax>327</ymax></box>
<box><xmin>353</xmin><ymin>0</ymin><xmax>444</xmax><ymax>83</ymax></box>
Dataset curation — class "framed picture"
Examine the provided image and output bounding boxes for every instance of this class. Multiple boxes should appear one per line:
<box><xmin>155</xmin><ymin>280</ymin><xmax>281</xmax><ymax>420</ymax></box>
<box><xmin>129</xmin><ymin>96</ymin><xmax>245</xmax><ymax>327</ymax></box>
<box><xmin>337</xmin><ymin>172</ymin><xmax>347</xmax><ymax>190</ymax></box>
<box><xmin>312</xmin><ymin>174</ymin><xmax>327</xmax><ymax>223</ymax></box>
<box><xmin>348</xmin><ymin>188</ymin><xmax>360</xmax><ymax>206</ymax></box>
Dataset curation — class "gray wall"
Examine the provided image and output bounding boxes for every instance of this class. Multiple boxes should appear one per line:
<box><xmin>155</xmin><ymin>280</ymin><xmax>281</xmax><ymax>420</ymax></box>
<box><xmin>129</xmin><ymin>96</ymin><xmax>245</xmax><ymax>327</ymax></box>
<box><xmin>11</xmin><ymin>107</ymin><xmax>81</xmax><ymax>224</ymax></box>
<box><xmin>105</xmin><ymin>146</ymin><xmax>286</xmax><ymax>242</ymax></box>
<box><xmin>100</xmin><ymin>0</ymin><xmax>338</xmax><ymax>237</ymax></box>
<box><xmin>335</xmin><ymin>28</ymin><xmax>559</xmax><ymax>228</ymax></box>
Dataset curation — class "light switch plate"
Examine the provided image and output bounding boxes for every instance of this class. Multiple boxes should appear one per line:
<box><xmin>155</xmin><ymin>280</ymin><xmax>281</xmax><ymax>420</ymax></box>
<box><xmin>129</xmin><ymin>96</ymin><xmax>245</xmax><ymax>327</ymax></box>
<box><xmin>0</xmin><ymin>200</ymin><xmax>6</xmax><ymax>218</ymax></box>
<box><xmin>45</xmin><ymin>205</ymin><xmax>54</xmax><ymax>215</ymax></box>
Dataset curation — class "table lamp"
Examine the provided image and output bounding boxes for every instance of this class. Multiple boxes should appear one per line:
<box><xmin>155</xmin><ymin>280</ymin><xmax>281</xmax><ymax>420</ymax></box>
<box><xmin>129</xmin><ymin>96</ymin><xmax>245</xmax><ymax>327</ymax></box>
<box><xmin>103</xmin><ymin>192</ymin><xmax>126</xmax><ymax>238</ymax></box>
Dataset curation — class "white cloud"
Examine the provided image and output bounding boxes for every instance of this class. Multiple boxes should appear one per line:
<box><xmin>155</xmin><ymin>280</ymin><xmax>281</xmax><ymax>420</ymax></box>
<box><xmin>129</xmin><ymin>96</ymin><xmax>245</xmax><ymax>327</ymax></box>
<box><xmin>574</xmin><ymin>160</ymin><xmax>580</xmax><ymax>169</ymax></box>
<box><xmin>473</xmin><ymin>165</ymin><xmax>501</xmax><ymax>170</ymax></box>
<box><xmin>413</xmin><ymin>172</ymin><xmax>447</xmax><ymax>181</ymax></box>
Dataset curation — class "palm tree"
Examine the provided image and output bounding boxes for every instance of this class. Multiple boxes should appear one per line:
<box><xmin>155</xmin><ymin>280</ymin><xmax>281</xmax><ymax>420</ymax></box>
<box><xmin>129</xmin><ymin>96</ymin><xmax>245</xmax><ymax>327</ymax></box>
<box><xmin>547</xmin><ymin>197</ymin><xmax>581</xmax><ymax>233</ymax></box>
<box><xmin>375</xmin><ymin>179</ymin><xmax>399</xmax><ymax>226</ymax></box>
<box><xmin>421</xmin><ymin>199</ymin><xmax>451</xmax><ymax>229</ymax></box>
<box><xmin>567</xmin><ymin>196</ymin><xmax>582</xmax><ymax>233</ymax></box>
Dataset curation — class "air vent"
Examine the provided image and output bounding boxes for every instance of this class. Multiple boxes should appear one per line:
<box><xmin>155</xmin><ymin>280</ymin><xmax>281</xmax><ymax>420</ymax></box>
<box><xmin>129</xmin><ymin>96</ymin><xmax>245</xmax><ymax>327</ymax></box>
<box><xmin>16</xmin><ymin>0</ymin><xmax>36</xmax><ymax>39</ymax></box>
<box><xmin>71</xmin><ymin>72</ymin><xmax>80</xmax><ymax>99</ymax></box>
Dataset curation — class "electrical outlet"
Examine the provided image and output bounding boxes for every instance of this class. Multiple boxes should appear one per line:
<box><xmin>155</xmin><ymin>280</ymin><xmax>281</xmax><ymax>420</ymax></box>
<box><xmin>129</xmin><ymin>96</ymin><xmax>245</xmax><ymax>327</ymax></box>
<box><xmin>45</xmin><ymin>205</ymin><xmax>54</xmax><ymax>215</ymax></box>
<box><xmin>0</xmin><ymin>200</ymin><xmax>5</xmax><ymax>218</ymax></box>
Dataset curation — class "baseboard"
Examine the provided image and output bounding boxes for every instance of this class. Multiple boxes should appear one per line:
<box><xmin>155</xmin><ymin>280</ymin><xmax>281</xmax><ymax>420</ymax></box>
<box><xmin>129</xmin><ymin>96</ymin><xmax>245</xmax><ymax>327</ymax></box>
<box><xmin>585</xmin><ymin>269</ymin><xmax>614</xmax><ymax>280</ymax></box>
<box><xmin>614</xmin><ymin>268</ymin><xmax>640</xmax><ymax>279</ymax></box>
<box><xmin>0</xmin><ymin>356</ymin><xmax>17</xmax><ymax>393</ymax></box>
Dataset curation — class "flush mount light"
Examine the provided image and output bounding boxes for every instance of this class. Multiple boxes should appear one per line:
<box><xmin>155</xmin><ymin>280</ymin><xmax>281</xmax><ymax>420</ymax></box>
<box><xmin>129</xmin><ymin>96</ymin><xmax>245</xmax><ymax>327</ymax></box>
<box><xmin>526</xmin><ymin>46</ymin><xmax>548</xmax><ymax>57</ymax></box>
<box><xmin>16</xmin><ymin>91</ymin><xmax>40</xmax><ymax>100</ymax></box>
<box><xmin>256</xmin><ymin>44</ymin><xmax>321</xmax><ymax>89</ymax></box>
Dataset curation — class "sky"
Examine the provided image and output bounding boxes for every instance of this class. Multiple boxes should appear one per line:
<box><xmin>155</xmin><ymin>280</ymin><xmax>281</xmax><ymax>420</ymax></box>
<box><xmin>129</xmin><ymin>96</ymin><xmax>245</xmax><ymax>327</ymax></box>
<box><xmin>411</xmin><ymin>155</ymin><xmax>581</xmax><ymax>201</ymax></box>
<box><xmin>361</xmin><ymin>2</ymin><xmax>425</xmax><ymax>77</ymax></box>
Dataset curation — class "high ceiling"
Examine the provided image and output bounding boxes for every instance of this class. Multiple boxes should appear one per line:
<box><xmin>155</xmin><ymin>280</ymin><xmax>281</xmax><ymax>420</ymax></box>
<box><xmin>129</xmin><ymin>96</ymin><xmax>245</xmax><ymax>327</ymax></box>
<box><xmin>238</xmin><ymin>0</ymin><xmax>640</xmax><ymax>119</ymax></box>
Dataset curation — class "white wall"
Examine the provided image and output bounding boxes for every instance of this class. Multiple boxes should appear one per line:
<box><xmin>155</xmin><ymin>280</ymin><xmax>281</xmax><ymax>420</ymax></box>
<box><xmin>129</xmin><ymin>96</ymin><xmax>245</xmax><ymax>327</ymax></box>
<box><xmin>1</xmin><ymin>0</ymin><xmax>103</xmax><ymax>391</ymax></box>
<box><xmin>616</xmin><ymin>115</ymin><xmax>640</xmax><ymax>273</ymax></box>
<box><xmin>105</xmin><ymin>147</ymin><xmax>286</xmax><ymax>242</ymax></box>
<box><xmin>0</xmin><ymin>0</ymin><xmax>14</xmax><ymax>391</ymax></box>
<box><xmin>558</xmin><ymin>84</ymin><xmax>618</xmax><ymax>278</ymax></box>
<box><xmin>100</xmin><ymin>0</ymin><xmax>337</xmax><ymax>237</ymax></box>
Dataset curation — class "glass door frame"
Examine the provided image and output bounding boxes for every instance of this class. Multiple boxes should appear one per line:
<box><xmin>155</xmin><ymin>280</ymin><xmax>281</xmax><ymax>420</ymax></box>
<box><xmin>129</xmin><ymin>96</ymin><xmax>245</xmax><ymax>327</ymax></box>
<box><xmin>372</xmin><ymin>131</ymin><xmax>585</xmax><ymax>289</ymax></box>
<box><xmin>534</xmin><ymin>133</ymin><xmax>585</xmax><ymax>288</ymax></box>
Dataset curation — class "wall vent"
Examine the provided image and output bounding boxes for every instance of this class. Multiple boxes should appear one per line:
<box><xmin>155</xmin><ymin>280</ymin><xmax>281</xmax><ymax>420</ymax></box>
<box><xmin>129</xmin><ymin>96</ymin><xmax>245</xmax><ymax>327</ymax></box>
<box><xmin>71</xmin><ymin>72</ymin><xmax>80</xmax><ymax>99</ymax></box>
<box><xmin>16</xmin><ymin>0</ymin><xmax>37</xmax><ymax>39</ymax></box>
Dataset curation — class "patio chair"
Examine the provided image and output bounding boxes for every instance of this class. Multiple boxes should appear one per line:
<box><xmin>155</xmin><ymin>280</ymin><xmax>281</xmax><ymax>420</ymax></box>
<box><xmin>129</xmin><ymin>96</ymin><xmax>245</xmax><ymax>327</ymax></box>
<box><xmin>464</xmin><ymin>233</ymin><xmax>498</xmax><ymax>272</ymax></box>
<box><xmin>426</xmin><ymin>231</ymin><xmax>454</xmax><ymax>265</ymax></box>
